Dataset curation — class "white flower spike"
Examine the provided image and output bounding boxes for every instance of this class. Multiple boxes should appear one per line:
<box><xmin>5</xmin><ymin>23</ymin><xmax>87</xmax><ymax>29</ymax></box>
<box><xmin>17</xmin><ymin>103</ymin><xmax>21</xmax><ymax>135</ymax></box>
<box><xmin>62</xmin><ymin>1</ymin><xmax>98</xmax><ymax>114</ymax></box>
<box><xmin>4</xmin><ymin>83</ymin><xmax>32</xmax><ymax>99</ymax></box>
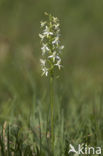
<box><xmin>39</xmin><ymin>13</ymin><xmax>64</xmax><ymax>77</ymax></box>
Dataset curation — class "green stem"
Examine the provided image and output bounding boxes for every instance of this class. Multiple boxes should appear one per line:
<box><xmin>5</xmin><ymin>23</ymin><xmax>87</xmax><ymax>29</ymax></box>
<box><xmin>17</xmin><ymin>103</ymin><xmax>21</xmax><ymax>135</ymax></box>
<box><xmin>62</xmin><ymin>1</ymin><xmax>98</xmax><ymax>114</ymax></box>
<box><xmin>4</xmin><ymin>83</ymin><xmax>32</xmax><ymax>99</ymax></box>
<box><xmin>50</xmin><ymin>75</ymin><xmax>54</xmax><ymax>152</ymax></box>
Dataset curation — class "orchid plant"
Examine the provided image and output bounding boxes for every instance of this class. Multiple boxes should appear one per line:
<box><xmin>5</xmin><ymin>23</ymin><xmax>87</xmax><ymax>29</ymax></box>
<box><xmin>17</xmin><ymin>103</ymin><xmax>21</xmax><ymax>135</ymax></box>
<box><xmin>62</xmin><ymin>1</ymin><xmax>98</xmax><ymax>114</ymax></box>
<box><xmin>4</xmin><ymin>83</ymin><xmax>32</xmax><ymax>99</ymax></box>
<box><xmin>39</xmin><ymin>12</ymin><xmax>64</xmax><ymax>152</ymax></box>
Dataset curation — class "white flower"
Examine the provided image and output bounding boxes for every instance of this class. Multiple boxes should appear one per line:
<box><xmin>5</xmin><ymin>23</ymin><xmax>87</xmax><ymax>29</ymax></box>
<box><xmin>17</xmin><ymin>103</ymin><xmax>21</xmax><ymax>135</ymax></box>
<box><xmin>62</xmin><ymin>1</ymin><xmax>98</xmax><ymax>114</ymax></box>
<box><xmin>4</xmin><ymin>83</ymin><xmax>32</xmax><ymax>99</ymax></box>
<box><xmin>42</xmin><ymin>67</ymin><xmax>48</xmax><ymax>76</ymax></box>
<box><xmin>53</xmin><ymin>17</ymin><xmax>58</xmax><ymax>23</ymax></box>
<box><xmin>40</xmin><ymin>21</ymin><xmax>46</xmax><ymax>27</ymax></box>
<box><xmin>59</xmin><ymin>45</ymin><xmax>64</xmax><ymax>53</ymax></box>
<box><xmin>55</xmin><ymin>59</ymin><xmax>62</xmax><ymax>70</ymax></box>
<box><xmin>43</xmin><ymin>26</ymin><xmax>53</xmax><ymax>37</ymax></box>
<box><xmin>41</xmin><ymin>44</ymin><xmax>50</xmax><ymax>55</ymax></box>
<box><xmin>52</xmin><ymin>37</ymin><xmax>59</xmax><ymax>45</ymax></box>
<box><xmin>40</xmin><ymin>59</ymin><xmax>46</xmax><ymax>67</ymax></box>
<box><xmin>60</xmin><ymin>45</ymin><xmax>64</xmax><ymax>50</ymax></box>
<box><xmin>39</xmin><ymin>34</ymin><xmax>45</xmax><ymax>41</ymax></box>
<box><xmin>48</xmin><ymin>51</ymin><xmax>56</xmax><ymax>62</ymax></box>
<box><xmin>48</xmin><ymin>51</ymin><xmax>60</xmax><ymax>62</ymax></box>
<box><xmin>54</xmin><ymin>23</ymin><xmax>60</xmax><ymax>29</ymax></box>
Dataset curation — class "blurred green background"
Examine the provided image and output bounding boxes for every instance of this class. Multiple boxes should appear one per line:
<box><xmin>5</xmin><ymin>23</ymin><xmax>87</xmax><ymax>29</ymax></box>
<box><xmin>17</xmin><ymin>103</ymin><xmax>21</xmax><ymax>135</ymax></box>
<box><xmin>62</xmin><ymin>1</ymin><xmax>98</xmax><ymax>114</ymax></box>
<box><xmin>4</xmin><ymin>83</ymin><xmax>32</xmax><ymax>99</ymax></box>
<box><xmin>0</xmin><ymin>0</ymin><xmax>103</xmax><ymax>118</ymax></box>
<box><xmin>0</xmin><ymin>1</ymin><xmax>103</xmax><ymax>154</ymax></box>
